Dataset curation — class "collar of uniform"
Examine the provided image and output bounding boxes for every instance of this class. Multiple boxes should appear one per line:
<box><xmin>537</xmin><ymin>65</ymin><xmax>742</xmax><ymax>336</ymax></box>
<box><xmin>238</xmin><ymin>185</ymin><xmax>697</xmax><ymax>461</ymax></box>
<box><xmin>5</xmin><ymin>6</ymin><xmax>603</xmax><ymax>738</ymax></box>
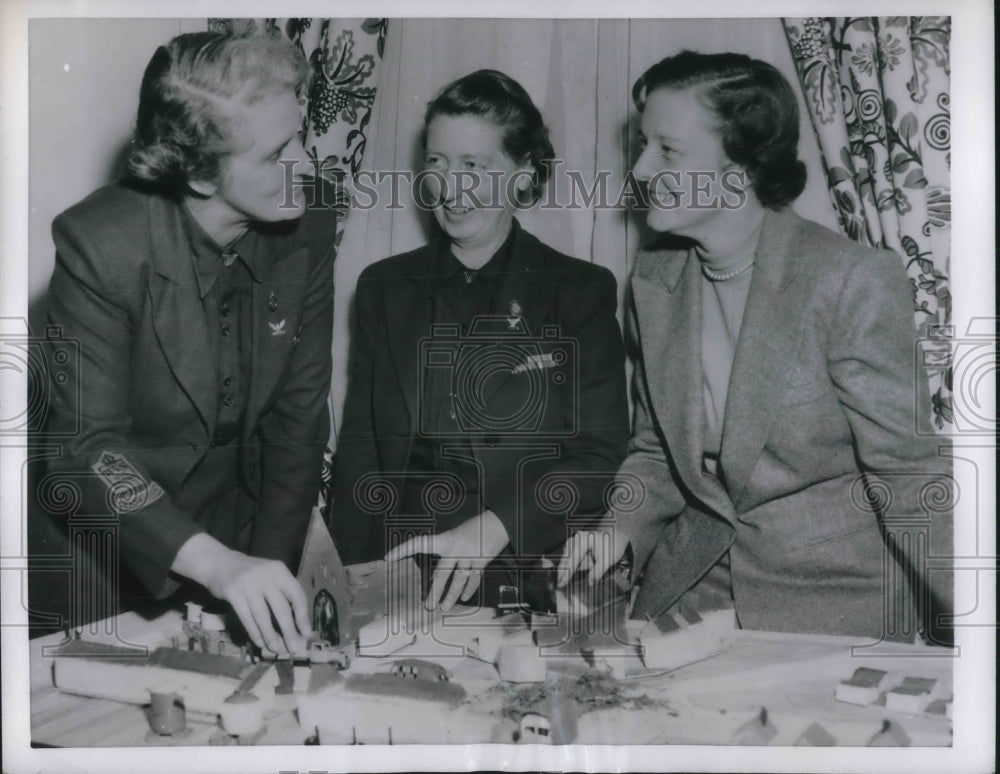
<box><xmin>431</xmin><ymin>218</ymin><xmax>518</xmax><ymax>298</ymax></box>
<box><xmin>179</xmin><ymin>201</ymin><xmax>261</xmax><ymax>298</ymax></box>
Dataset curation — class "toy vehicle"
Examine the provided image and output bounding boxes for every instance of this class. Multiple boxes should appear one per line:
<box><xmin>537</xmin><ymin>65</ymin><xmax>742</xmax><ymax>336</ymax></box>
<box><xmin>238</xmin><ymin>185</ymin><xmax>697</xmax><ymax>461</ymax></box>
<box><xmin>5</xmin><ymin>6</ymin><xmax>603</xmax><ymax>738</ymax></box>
<box><xmin>513</xmin><ymin>696</ymin><xmax>578</xmax><ymax>744</ymax></box>
<box><xmin>257</xmin><ymin>638</ymin><xmax>351</xmax><ymax>669</ymax></box>
<box><xmin>307</xmin><ymin>640</ymin><xmax>351</xmax><ymax>669</ymax></box>
<box><xmin>518</xmin><ymin>712</ymin><xmax>552</xmax><ymax>742</ymax></box>
<box><xmin>389</xmin><ymin>659</ymin><xmax>451</xmax><ymax>682</ymax></box>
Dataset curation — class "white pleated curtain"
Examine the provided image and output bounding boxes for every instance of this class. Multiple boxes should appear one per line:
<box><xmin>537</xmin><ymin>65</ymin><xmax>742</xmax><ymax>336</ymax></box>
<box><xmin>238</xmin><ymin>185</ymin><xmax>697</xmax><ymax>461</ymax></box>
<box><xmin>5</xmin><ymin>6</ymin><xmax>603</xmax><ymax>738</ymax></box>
<box><xmin>333</xmin><ymin>17</ymin><xmax>839</xmax><ymax>435</ymax></box>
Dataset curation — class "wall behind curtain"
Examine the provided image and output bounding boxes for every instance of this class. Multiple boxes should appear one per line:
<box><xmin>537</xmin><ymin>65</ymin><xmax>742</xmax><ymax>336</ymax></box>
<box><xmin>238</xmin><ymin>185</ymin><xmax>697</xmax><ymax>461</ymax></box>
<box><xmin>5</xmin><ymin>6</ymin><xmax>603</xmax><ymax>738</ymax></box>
<box><xmin>27</xmin><ymin>19</ymin><xmax>205</xmax><ymax>320</ymax></box>
<box><xmin>331</xmin><ymin>17</ymin><xmax>839</xmax><ymax>434</ymax></box>
<box><xmin>23</xmin><ymin>18</ymin><xmax>840</xmax><ymax>443</ymax></box>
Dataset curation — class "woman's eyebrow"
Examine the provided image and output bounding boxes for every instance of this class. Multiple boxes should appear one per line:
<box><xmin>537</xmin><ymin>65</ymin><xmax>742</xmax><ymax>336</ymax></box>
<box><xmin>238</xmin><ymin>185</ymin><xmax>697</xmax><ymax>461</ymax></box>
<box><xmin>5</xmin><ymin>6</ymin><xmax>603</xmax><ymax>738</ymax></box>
<box><xmin>423</xmin><ymin>151</ymin><xmax>495</xmax><ymax>162</ymax></box>
<box><xmin>263</xmin><ymin>130</ymin><xmax>298</xmax><ymax>157</ymax></box>
<box><xmin>648</xmin><ymin>131</ymin><xmax>680</xmax><ymax>145</ymax></box>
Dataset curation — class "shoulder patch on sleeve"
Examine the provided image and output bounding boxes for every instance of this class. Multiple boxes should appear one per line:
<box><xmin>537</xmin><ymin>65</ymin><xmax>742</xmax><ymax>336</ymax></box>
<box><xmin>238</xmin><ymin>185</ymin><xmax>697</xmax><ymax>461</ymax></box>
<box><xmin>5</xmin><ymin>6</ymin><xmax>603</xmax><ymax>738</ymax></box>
<box><xmin>91</xmin><ymin>451</ymin><xmax>165</xmax><ymax>513</ymax></box>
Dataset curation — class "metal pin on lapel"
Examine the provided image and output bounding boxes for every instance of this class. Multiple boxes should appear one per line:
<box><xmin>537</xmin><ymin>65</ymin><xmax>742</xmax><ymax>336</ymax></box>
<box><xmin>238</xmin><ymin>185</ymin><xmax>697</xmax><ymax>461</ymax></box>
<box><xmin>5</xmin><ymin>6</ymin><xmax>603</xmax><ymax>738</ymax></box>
<box><xmin>268</xmin><ymin>293</ymin><xmax>278</xmax><ymax>312</ymax></box>
<box><xmin>507</xmin><ymin>299</ymin><xmax>522</xmax><ymax>330</ymax></box>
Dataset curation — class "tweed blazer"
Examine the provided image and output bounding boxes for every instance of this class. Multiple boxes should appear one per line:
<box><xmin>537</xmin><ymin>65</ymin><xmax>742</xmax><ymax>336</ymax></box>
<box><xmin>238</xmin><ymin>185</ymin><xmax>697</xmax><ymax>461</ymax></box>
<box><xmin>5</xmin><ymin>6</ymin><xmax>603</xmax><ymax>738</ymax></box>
<box><xmin>331</xmin><ymin>220</ymin><xmax>630</xmax><ymax>565</ymax></box>
<box><xmin>43</xmin><ymin>181</ymin><xmax>337</xmax><ymax>597</ymax></box>
<box><xmin>616</xmin><ymin>207</ymin><xmax>952</xmax><ymax>639</ymax></box>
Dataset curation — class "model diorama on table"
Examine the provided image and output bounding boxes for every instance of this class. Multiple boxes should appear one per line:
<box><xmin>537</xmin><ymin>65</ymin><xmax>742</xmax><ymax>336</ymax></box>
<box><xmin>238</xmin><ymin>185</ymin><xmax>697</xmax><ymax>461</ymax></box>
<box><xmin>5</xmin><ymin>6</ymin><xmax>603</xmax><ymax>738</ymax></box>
<box><xmin>42</xmin><ymin>510</ymin><xmax>953</xmax><ymax>746</ymax></box>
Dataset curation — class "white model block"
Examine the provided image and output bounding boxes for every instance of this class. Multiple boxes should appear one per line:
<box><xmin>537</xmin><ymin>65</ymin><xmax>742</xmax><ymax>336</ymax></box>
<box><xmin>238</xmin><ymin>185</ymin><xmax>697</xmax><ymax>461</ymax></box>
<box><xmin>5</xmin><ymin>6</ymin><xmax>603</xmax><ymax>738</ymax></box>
<box><xmin>199</xmin><ymin>611</ymin><xmax>227</xmax><ymax>632</ymax></box>
<box><xmin>470</xmin><ymin>627</ymin><xmax>523</xmax><ymax>662</ymax></box>
<box><xmin>218</xmin><ymin>692</ymin><xmax>264</xmax><ymax>736</ymax></box>
<box><xmin>298</xmin><ymin>690</ymin><xmax>500</xmax><ymax>744</ymax></box>
<box><xmin>885</xmin><ymin>677</ymin><xmax>941</xmax><ymax>714</ymax></box>
<box><xmin>52</xmin><ymin>656</ymin><xmax>263</xmax><ymax>716</ymax></box>
<box><xmin>835</xmin><ymin>667</ymin><xmax>888</xmax><ymax>706</ymax></box>
<box><xmin>731</xmin><ymin>708</ymin><xmax>777</xmax><ymax>745</ymax></box>
<box><xmin>356</xmin><ymin>615</ymin><xmax>418</xmax><ymax>657</ymax></box>
<box><xmin>293</xmin><ymin>665</ymin><xmax>312</xmax><ymax>694</ymax></box>
<box><xmin>639</xmin><ymin>608</ymin><xmax>735</xmax><ymax>671</ymax></box>
<box><xmin>184</xmin><ymin>601</ymin><xmax>203</xmax><ymax>625</ymax></box>
<box><xmin>495</xmin><ymin>643</ymin><xmax>546</xmax><ymax>683</ymax></box>
<box><xmin>468</xmin><ymin>628</ymin><xmax>505</xmax><ymax>663</ymax></box>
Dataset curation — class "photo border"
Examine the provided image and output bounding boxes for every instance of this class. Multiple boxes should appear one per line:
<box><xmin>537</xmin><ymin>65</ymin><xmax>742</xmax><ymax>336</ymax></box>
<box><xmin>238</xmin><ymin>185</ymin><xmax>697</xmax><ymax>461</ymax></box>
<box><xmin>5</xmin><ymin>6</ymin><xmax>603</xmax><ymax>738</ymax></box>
<box><xmin>2</xmin><ymin>1</ymin><xmax>993</xmax><ymax>772</ymax></box>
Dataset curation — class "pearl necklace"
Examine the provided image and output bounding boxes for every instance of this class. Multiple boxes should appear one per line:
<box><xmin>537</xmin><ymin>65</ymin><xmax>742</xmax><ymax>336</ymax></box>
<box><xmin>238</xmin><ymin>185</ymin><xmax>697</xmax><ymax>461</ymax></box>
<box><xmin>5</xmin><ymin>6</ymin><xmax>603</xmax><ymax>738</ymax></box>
<box><xmin>701</xmin><ymin>256</ymin><xmax>755</xmax><ymax>282</ymax></box>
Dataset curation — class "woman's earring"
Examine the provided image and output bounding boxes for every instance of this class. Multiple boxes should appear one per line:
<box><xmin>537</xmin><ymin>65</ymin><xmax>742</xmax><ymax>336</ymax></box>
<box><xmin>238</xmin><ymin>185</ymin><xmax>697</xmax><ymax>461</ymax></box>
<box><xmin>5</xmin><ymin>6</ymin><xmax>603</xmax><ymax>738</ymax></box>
<box><xmin>512</xmin><ymin>169</ymin><xmax>536</xmax><ymax>208</ymax></box>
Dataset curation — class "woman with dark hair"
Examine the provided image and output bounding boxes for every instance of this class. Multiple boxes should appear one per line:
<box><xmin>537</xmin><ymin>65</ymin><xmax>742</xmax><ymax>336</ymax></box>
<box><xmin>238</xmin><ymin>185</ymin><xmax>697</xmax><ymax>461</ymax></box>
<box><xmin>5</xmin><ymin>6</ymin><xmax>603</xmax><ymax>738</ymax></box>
<box><xmin>559</xmin><ymin>51</ymin><xmax>952</xmax><ymax>641</ymax></box>
<box><xmin>43</xmin><ymin>32</ymin><xmax>336</xmax><ymax>653</ymax></box>
<box><xmin>332</xmin><ymin>69</ymin><xmax>629</xmax><ymax>611</ymax></box>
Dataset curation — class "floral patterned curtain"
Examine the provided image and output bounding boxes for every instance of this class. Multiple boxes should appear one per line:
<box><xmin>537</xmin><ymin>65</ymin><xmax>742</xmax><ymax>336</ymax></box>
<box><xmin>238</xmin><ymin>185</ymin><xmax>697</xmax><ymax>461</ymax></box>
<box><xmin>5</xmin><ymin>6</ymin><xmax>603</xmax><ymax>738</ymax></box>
<box><xmin>783</xmin><ymin>17</ymin><xmax>952</xmax><ymax>431</ymax></box>
<box><xmin>208</xmin><ymin>18</ymin><xmax>385</xmax><ymax>189</ymax></box>
<box><xmin>208</xmin><ymin>17</ymin><xmax>387</xmax><ymax>503</ymax></box>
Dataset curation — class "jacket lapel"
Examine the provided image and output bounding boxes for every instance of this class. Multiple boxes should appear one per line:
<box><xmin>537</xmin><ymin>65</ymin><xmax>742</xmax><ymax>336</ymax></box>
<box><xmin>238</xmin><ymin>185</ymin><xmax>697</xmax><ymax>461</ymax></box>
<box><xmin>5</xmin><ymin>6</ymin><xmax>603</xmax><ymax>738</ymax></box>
<box><xmin>383</xmin><ymin>247</ymin><xmax>436</xmax><ymax>437</ymax></box>
<box><xmin>719</xmin><ymin>208</ymin><xmax>809</xmax><ymax>508</ymax></box>
<box><xmin>147</xmin><ymin>197</ymin><xmax>216</xmax><ymax>437</ymax></box>
<box><xmin>243</xmin><ymin>228</ymin><xmax>312</xmax><ymax>435</ymax></box>
<box><xmin>630</xmin><ymin>249</ymin><xmax>706</xmax><ymax>499</ymax></box>
<box><xmin>383</xmin><ymin>224</ymin><xmax>556</xmax><ymax>435</ymax></box>
<box><xmin>477</xmin><ymin>223</ymin><xmax>555</xmax><ymax>406</ymax></box>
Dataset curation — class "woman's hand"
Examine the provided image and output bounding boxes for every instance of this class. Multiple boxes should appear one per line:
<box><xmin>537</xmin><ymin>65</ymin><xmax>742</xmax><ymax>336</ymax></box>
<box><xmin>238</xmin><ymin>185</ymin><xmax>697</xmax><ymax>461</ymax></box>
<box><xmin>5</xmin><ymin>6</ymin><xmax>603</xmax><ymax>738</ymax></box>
<box><xmin>173</xmin><ymin>533</ymin><xmax>312</xmax><ymax>654</ymax></box>
<box><xmin>557</xmin><ymin>522</ymin><xmax>632</xmax><ymax>588</ymax></box>
<box><xmin>385</xmin><ymin>510</ymin><xmax>510</xmax><ymax>611</ymax></box>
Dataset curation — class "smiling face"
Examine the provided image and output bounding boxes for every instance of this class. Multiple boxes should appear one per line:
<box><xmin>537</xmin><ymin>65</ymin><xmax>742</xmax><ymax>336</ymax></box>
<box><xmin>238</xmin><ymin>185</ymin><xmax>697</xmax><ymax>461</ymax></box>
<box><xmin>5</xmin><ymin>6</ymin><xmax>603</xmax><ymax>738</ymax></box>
<box><xmin>422</xmin><ymin>112</ymin><xmax>533</xmax><ymax>261</ymax></box>
<box><xmin>633</xmin><ymin>86</ymin><xmax>745</xmax><ymax>238</ymax></box>
<box><xmin>201</xmin><ymin>89</ymin><xmax>311</xmax><ymax>226</ymax></box>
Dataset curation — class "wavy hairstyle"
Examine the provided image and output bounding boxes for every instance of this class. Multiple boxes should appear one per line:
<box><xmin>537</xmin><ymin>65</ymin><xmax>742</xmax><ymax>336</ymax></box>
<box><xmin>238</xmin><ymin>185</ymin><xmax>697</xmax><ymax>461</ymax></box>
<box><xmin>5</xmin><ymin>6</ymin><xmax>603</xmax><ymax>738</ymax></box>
<box><xmin>126</xmin><ymin>31</ymin><xmax>310</xmax><ymax>193</ymax></box>
<box><xmin>632</xmin><ymin>50</ymin><xmax>807</xmax><ymax>209</ymax></box>
<box><xmin>422</xmin><ymin>69</ymin><xmax>555</xmax><ymax>203</ymax></box>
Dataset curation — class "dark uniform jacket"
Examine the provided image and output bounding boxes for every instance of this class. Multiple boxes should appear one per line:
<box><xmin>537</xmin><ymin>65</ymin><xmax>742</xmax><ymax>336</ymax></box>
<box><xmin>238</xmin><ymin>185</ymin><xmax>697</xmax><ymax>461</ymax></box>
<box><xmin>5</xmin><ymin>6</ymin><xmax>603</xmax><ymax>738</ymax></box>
<box><xmin>331</xmin><ymin>220</ymin><xmax>630</xmax><ymax>577</ymax></box>
<box><xmin>43</xmin><ymin>181</ymin><xmax>337</xmax><ymax>598</ymax></box>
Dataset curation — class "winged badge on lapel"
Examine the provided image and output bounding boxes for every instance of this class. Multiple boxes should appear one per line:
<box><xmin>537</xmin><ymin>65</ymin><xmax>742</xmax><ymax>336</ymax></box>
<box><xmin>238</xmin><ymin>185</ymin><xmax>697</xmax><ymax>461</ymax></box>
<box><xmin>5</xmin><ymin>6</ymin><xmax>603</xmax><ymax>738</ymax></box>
<box><xmin>512</xmin><ymin>352</ymin><xmax>560</xmax><ymax>374</ymax></box>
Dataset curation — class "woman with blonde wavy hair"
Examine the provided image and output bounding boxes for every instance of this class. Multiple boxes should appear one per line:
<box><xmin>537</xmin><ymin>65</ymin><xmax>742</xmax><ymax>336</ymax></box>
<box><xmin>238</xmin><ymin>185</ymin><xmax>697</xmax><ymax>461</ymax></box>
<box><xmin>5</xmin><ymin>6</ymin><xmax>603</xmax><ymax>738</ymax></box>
<box><xmin>43</xmin><ymin>31</ymin><xmax>336</xmax><ymax>653</ymax></box>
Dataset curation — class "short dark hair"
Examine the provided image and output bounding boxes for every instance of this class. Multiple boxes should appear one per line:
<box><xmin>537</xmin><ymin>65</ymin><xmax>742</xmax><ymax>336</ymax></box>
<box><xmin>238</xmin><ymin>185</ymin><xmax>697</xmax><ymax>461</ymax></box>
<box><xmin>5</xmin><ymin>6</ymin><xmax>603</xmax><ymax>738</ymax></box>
<box><xmin>126</xmin><ymin>31</ymin><xmax>310</xmax><ymax>192</ymax></box>
<box><xmin>423</xmin><ymin>69</ymin><xmax>555</xmax><ymax>203</ymax></box>
<box><xmin>632</xmin><ymin>50</ymin><xmax>807</xmax><ymax>209</ymax></box>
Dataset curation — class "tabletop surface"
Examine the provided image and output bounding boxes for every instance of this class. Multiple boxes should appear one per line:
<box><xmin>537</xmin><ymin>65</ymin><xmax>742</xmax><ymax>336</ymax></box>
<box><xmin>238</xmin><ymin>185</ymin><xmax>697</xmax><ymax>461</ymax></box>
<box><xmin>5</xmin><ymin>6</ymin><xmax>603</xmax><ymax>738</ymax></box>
<box><xmin>29</xmin><ymin>608</ymin><xmax>954</xmax><ymax>747</ymax></box>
